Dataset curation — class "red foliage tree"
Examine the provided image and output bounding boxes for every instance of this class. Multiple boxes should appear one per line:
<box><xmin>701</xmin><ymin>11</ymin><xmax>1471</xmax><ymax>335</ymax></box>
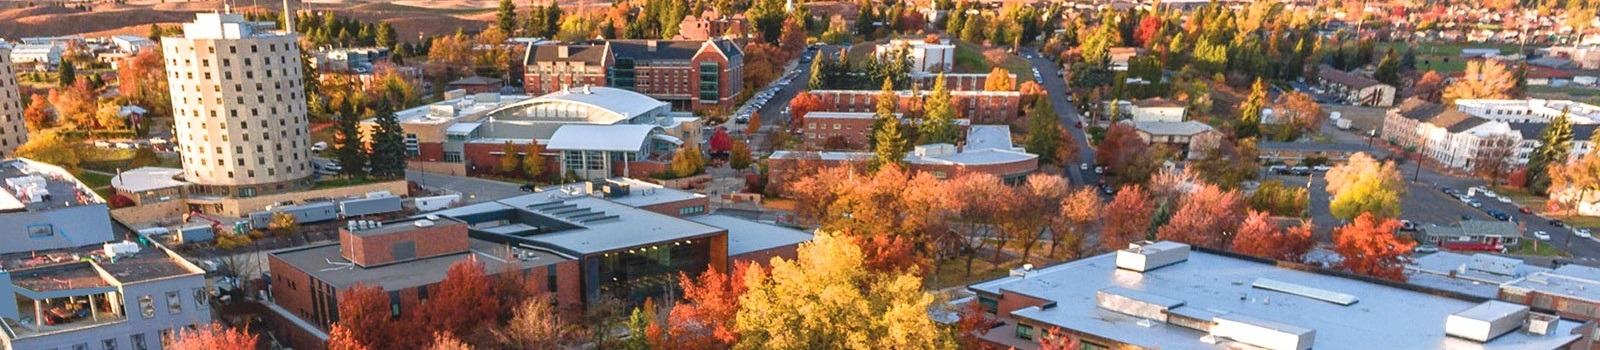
<box><xmin>23</xmin><ymin>93</ymin><xmax>52</xmax><ymax>130</ymax></box>
<box><xmin>1230</xmin><ymin>211</ymin><xmax>1315</xmax><ymax>262</ymax></box>
<box><xmin>1039</xmin><ymin>327</ymin><xmax>1081</xmax><ymax>350</ymax></box>
<box><xmin>1157</xmin><ymin>184</ymin><xmax>1247</xmax><ymax>249</ymax></box>
<box><xmin>789</xmin><ymin>91</ymin><xmax>824</xmax><ymax>127</ymax></box>
<box><xmin>326</xmin><ymin>325</ymin><xmax>372</xmax><ymax>350</ymax></box>
<box><xmin>1334</xmin><ymin>213</ymin><xmax>1415</xmax><ymax>281</ymax></box>
<box><xmin>1102</xmin><ymin>184</ymin><xmax>1154</xmax><ymax>251</ymax></box>
<box><xmin>650</xmin><ymin>263</ymin><xmax>752</xmax><ymax>349</ymax></box>
<box><xmin>1095</xmin><ymin>123</ymin><xmax>1149</xmax><ymax>178</ymax></box>
<box><xmin>335</xmin><ymin>284</ymin><xmax>399</xmax><ymax>349</ymax></box>
<box><xmin>956</xmin><ymin>300</ymin><xmax>1001</xmax><ymax>350</ymax></box>
<box><xmin>1133</xmin><ymin>15</ymin><xmax>1164</xmax><ymax>47</ymax></box>
<box><xmin>168</xmin><ymin>323</ymin><xmax>258</xmax><ymax>350</ymax></box>
<box><xmin>1507</xmin><ymin>167</ymin><xmax>1529</xmax><ymax>188</ymax></box>
<box><xmin>709</xmin><ymin>127</ymin><xmax>734</xmax><ymax>154</ymax></box>
<box><xmin>420</xmin><ymin>259</ymin><xmax>501</xmax><ymax>339</ymax></box>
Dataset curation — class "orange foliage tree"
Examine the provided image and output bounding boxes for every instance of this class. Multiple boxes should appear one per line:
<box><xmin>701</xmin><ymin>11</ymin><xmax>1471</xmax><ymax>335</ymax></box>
<box><xmin>1038</xmin><ymin>327</ymin><xmax>1082</xmax><ymax>350</ymax></box>
<box><xmin>336</xmin><ymin>284</ymin><xmax>401</xmax><ymax>349</ymax></box>
<box><xmin>1009</xmin><ymin>174</ymin><xmax>1068</xmax><ymax>262</ymax></box>
<box><xmin>1102</xmin><ymin>184</ymin><xmax>1154</xmax><ymax>251</ymax></box>
<box><xmin>1230</xmin><ymin>211</ymin><xmax>1315</xmax><ymax>262</ymax></box>
<box><xmin>788</xmin><ymin>91</ymin><xmax>824</xmax><ymax>127</ymax></box>
<box><xmin>168</xmin><ymin>323</ymin><xmax>258</xmax><ymax>350</ymax></box>
<box><xmin>327</xmin><ymin>325</ymin><xmax>372</xmax><ymax>350</ymax></box>
<box><xmin>950</xmin><ymin>173</ymin><xmax>1018</xmax><ymax>275</ymax></box>
<box><xmin>1053</xmin><ymin>187</ymin><xmax>1102</xmax><ymax>258</ymax></box>
<box><xmin>649</xmin><ymin>263</ymin><xmax>752</xmax><ymax>349</ymax></box>
<box><xmin>955</xmin><ymin>300</ymin><xmax>1000</xmax><ymax>350</ymax></box>
<box><xmin>419</xmin><ymin>259</ymin><xmax>501</xmax><ymax>339</ymax></box>
<box><xmin>1333</xmin><ymin>213</ymin><xmax>1415</xmax><ymax>281</ymax></box>
<box><xmin>1156</xmin><ymin>184</ymin><xmax>1247</xmax><ymax>249</ymax></box>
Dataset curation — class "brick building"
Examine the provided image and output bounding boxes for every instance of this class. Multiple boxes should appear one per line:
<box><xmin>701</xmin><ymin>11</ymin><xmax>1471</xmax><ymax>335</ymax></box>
<box><xmin>264</xmin><ymin>217</ymin><xmax>581</xmax><ymax>350</ymax></box>
<box><xmin>674</xmin><ymin>9</ymin><xmax>747</xmax><ymax>41</ymax></box>
<box><xmin>801</xmin><ymin>112</ymin><xmax>881</xmax><ymax>150</ymax></box>
<box><xmin>522</xmin><ymin>39</ymin><xmax>744</xmax><ymax>112</ymax></box>
<box><xmin>808</xmin><ymin>89</ymin><xmax>1022</xmax><ymax>124</ymax></box>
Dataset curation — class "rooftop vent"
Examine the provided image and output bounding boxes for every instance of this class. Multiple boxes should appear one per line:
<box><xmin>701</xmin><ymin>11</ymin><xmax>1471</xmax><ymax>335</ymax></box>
<box><xmin>1526</xmin><ymin>312</ymin><xmax>1559</xmax><ymax>336</ymax></box>
<box><xmin>1251</xmin><ymin>278</ymin><xmax>1359</xmax><ymax>306</ymax></box>
<box><xmin>1446</xmin><ymin>301</ymin><xmax>1529</xmax><ymax>342</ymax></box>
<box><xmin>1096</xmin><ymin>287</ymin><xmax>1184</xmax><ymax>322</ymax></box>
<box><xmin>413</xmin><ymin>219</ymin><xmax>435</xmax><ymax>228</ymax></box>
<box><xmin>1115</xmin><ymin>241</ymin><xmax>1190</xmax><ymax>272</ymax></box>
<box><xmin>1469</xmin><ymin>253</ymin><xmax>1522</xmax><ymax>276</ymax></box>
<box><xmin>1210</xmin><ymin>314</ymin><xmax>1315</xmax><ymax>350</ymax></box>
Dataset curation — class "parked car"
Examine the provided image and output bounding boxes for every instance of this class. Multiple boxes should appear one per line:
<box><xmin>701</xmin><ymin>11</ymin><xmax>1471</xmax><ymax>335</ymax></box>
<box><xmin>1520</xmin><ymin>207</ymin><xmax>1534</xmax><ymax>214</ymax></box>
<box><xmin>1400</xmin><ymin>220</ymin><xmax>1417</xmax><ymax>231</ymax></box>
<box><xmin>1079</xmin><ymin>163</ymin><xmax>1089</xmax><ymax>171</ymax></box>
<box><xmin>1440</xmin><ymin>186</ymin><xmax>1454</xmax><ymax>193</ymax></box>
<box><xmin>1487</xmin><ymin>210</ymin><xmax>1509</xmax><ymax>221</ymax></box>
<box><xmin>311</xmin><ymin>141</ymin><xmax>328</xmax><ymax>152</ymax></box>
<box><xmin>1534</xmin><ymin>231</ymin><xmax>1552</xmax><ymax>241</ymax></box>
<box><xmin>1576</xmin><ymin>229</ymin><xmax>1593</xmax><ymax>239</ymax></box>
<box><xmin>1414</xmin><ymin>245</ymin><xmax>1440</xmax><ymax>253</ymax></box>
<box><xmin>1467</xmin><ymin>199</ymin><xmax>1483</xmax><ymax>208</ymax></box>
<box><xmin>1312</xmin><ymin>165</ymin><xmax>1332</xmax><ymax>172</ymax></box>
<box><xmin>1551</xmin><ymin>219</ymin><xmax>1566</xmax><ymax>228</ymax></box>
<box><xmin>1094</xmin><ymin>166</ymin><xmax>1104</xmax><ymax>174</ymax></box>
<box><xmin>1290</xmin><ymin>166</ymin><xmax>1312</xmax><ymax>175</ymax></box>
<box><xmin>1497</xmin><ymin>196</ymin><xmax>1513</xmax><ymax>204</ymax></box>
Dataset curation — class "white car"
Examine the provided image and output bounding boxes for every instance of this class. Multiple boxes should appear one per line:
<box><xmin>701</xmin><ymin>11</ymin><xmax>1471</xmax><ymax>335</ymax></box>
<box><xmin>1497</xmin><ymin>196</ymin><xmax>1513</xmax><ymax>204</ymax></box>
<box><xmin>1577</xmin><ymin>229</ymin><xmax>1594</xmax><ymax>239</ymax></box>
<box><xmin>1080</xmin><ymin>163</ymin><xmax>1089</xmax><ymax>171</ymax></box>
<box><xmin>1094</xmin><ymin>166</ymin><xmax>1104</xmax><ymax>174</ymax></box>
<box><xmin>1312</xmin><ymin>165</ymin><xmax>1332</xmax><ymax>172</ymax></box>
<box><xmin>1534</xmin><ymin>231</ymin><xmax>1551</xmax><ymax>241</ymax></box>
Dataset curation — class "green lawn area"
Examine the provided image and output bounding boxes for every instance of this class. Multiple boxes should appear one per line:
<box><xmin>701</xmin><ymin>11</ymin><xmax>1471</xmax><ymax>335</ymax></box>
<box><xmin>949</xmin><ymin>39</ymin><xmax>1034</xmax><ymax>81</ymax></box>
<box><xmin>1375</xmin><ymin>42</ymin><xmax>1522</xmax><ymax>57</ymax></box>
<box><xmin>1529</xmin><ymin>85</ymin><xmax>1600</xmax><ymax>105</ymax></box>
<box><xmin>928</xmin><ymin>255</ymin><xmax>1014</xmax><ymax>289</ymax></box>
<box><xmin>70</xmin><ymin>170</ymin><xmax>115</xmax><ymax>199</ymax></box>
<box><xmin>1513</xmin><ymin>240</ymin><xmax>1571</xmax><ymax>258</ymax></box>
<box><xmin>311</xmin><ymin>176</ymin><xmax>380</xmax><ymax>190</ymax></box>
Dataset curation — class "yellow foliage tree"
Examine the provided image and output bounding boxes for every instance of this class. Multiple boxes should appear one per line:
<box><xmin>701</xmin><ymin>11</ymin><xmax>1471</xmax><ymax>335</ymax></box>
<box><xmin>1442</xmin><ymin>60</ymin><xmax>1514</xmax><ymax>106</ymax></box>
<box><xmin>734</xmin><ymin>232</ymin><xmax>954</xmax><ymax>350</ymax></box>
<box><xmin>983</xmin><ymin>67</ymin><xmax>1016</xmax><ymax>91</ymax></box>
<box><xmin>1326</xmin><ymin>152</ymin><xmax>1405</xmax><ymax>220</ymax></box>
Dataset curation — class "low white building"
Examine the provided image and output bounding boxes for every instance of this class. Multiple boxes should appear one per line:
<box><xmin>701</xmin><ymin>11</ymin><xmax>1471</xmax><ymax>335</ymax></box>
<box><xmin>110</xmin><ymin>35</ymin><xmax>155</xmax><ymax>55</ymax></box>
<box><xmin>1382</xmin><ymin>98</ymin><xmax>1522</xmax><ymax>171</ymax></box>
<box><xmin>1455</xmin><ymin>98</ymin><xmax>1600</xmax><ymax>124</ymax></box>
<box><xmin>1109</xmin><ymin>97</ymin><xmax>1187</xmax><ymax>122</ymax></box>
<box><xmin>874</xmin><ymin>37</ymin><xmax>955</xmax><ymax>74</ymax></box>
<box><xmin>8</xmin><ymin>43</ymin><xmax>62</xmax><ymax>67</ymax></box>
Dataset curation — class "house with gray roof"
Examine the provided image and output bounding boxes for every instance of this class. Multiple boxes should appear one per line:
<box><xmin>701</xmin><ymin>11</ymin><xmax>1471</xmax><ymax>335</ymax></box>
<box><xmin>1317</xmin><ymin>64</ymin><xmax>1395</xmax><ymax>107</ymax></box>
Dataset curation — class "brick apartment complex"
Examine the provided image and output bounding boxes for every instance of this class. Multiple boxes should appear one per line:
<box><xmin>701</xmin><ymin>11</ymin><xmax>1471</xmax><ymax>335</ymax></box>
<box><xmin>807</xmin><ymin>89</ymin><xmax>1022</xmax><ymax>124</ymax></box>
<box><xmin>674</xmin><ymin>9</ymin><xmax>747</xmax><ymax>41</ymax></box>
<box><xmin>523</xmin><ymin>39</ymin><xmax>744</xmax><ymax>112</ymax></box>
<box><xmin>800</xmin><ymin>112</ymin><xmax>881</xmax><ymax>150</ymax></box>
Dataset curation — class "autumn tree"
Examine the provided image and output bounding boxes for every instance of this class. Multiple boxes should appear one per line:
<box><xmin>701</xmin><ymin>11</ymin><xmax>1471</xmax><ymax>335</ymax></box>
<box><xmin>47</xmin><ymin>80</ymin><xmax>97</xmax><ymax>129</ymax></box>
<box><xmin>1326</xmin><ymin>152</ymin><xmax>1405</xmax><ymax>219</ymax></box>
<box><xmin>1038</xmin><ymin>327</ymin><xmax>1081</xmax><ymax>350</ymax></box>
<box><xmin>1248</xmin><ymin>180</ymin><xmax>1308</xmax><ymax>216</ymax></box>
<box><xmin>1334</xmin><ymin>213</ymin><xmax>1415</xmax><ymax>281</ymax></box>
<box><xmin>1548</xmin><ymin>132</ymin><xmax>1600</xmax><ymax>216</ymax></box>
<box><xmin>956</xmin><ymin>300</ymin><xmax>999</xmax><ymax>350</ymax></box>
<box><xmin>117</xmin><ymin>49</ymin><xmax>169</xmax><ymax>119</ymax></box>
<box><xmin>500</xmin><ymin>141</ymin><xmax>523</xmax><ymax>176</ymax></box>
<box><xmin>499</xmin><ymin>293</ymin><xmax>583</xmax><ymax>349</ymax></box>
<box><xmin>1052</xmin><ymin>187</ymin><xmax>1101</xmax><ymax>259</ymax></box>
<box><xmin>327</xmin><ymin>325</ymin><xmax>372</xmax><ymax>350</ymax></box>
<box><xmin>950</xmin><ymin>173</ymin><xmax>1016</xmax><ymax>276</ymax></box>
<box><xmin>16</xmin><ymin>132</ymin><xmax>82</xmax><ymax>170</ymax></box>
<box><xmin>1471</xmin><ymin>135</ymin><xmax>1519</xmax><ymax>185</ymax></box>
<box><xmin>671</xmin><ymin>145</ymin><xmax>706</xmax><ymax>177</ymax></box>
<box><xmin>1412</xmin><ymin>71</ymin><xmax>1446</xmax><ymax>103</ymax></box>
<box><xmin>651</xmin><ymin>263</ymin><xmax>750</xmax><ymax>349</ymax></box>
<box><xmin>23</xmin><ymin>94</ymin><xmax>51</xmax><ymax>130</ymax></box>
<box><xmin>1096</xmin><ymin>122</ymin><xmax>1162</xmax><ymax>186</ymax></box>
<box><xmin>983</xmin><ymin>67</ymin><xmax>1016</xmax><ymax>91</ymax></box>
<box><xmin>167</xmin><ymin>323</ymin><xmax>258</xmax><ymax>350</ymax></box>
<box><xmin>1231</xmin><ymin>211</ymin><xmax>1314</xmax><ymax>262</ymax></box>
<box><xmin>523</xmin><ymin>142</ymin><xmax>547</xmax><ymax>180</ymax></box>
<box><xmin>735</xmin><ymin>232</ymin><xmax>956</xmax><ymax>349</ymax></box>
<box><xmin>1157</xmin><ymin>184</ymin><xmax>1247</xmax><ymax>249</ymax></box>
<box><xmin>1272</xmin><ymin>91</ymin><xmax>1323</xmax><ymax>140</ymax></box>
<box><xmin>788</xmin><ymin>91</ymin><xmax>824</xmax><ymax>127</ymax></box>
<box><xmin>1102</xmin><ymin>184</ymin><xmax>1154</xmax><ymax>251</ymax></box>
<box><xmin>1443</xmin><ymin>60</ymin><xmax>1514</xmax><ymax>105</ymax></box>
<box><xmin>427</xmin><ymin>332</ymin><xmax>472</xmax><ymax>350</ymax></box>
<box><xmin>1010</xmin><ymin>174</ymin><xmax>1068</xmax><ymax>263</ymax></box>
<box><xmin>334</xmin><ymin>284</ymin><xmax>400</xmax><ymax>349</ymax></box>
<box><xmin>418</xmin><ymin>260</ymin><xmax>500</xmax><ymax>341</ymax></box>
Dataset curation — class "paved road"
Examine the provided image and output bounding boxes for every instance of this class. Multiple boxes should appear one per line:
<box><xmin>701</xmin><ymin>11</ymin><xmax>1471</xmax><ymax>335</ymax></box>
<box><xmin>721</xmin><ymin>45</ymin><xmax>825</xmax><ymax>155</ymax></box>
<box><xmin>1023</xmin><ymin>50</ymin><xmax>1101</xmax><ymax>187</ymax></box>
<box><xmin>405</xmin><ymin>169</ymin><xmax>525</xmax><ymax>203</ymax></box>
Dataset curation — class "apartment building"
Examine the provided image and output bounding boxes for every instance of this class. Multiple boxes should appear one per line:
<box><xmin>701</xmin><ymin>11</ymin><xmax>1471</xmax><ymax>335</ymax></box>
<box><xmin>522</xmin><ymin>39</ymin><xmax>744</xmax><ymax>112</ymax></box>
<box><xmin>806</xmin><ymin>89</ymin><xmax>1022</xmax><ymax>124</ymax></box>
<box><xmin>874</xmin><ymin>37</ymin><xmax>955</xmax><ymax>74</ymax></box>
<box><xmin>968</xmin><ymin>241</ymin><xmax>1593</xmax><ymax>349</ymax></box>
<box><xmin>1318</xmin><ymin>65</ymin><xmax>1396</xmax><ymax>107</ymax></box>
<box><xmin>160</xmin><ymin>13</ymin><xmax>314</xmax><ymax>199</ymax></box>
<box><xmin>0</xmin><ymin>43</ymin><xmax>28</xmax><ymax>157</ymax></box>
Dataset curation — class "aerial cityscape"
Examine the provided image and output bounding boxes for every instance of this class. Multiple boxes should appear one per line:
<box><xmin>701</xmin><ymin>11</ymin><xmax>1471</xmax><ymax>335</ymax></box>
<box><xmin>1</xmin><ymin>0</ymin><xmax>1600</xmax><ymax>349</ymax></box>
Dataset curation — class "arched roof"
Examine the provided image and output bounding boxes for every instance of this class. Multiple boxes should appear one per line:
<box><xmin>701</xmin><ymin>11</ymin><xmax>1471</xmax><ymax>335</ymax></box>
<box><xmin>485</xmin><ymin>86</ymin><xmax>666</xmax><ymax>124</ymax></box>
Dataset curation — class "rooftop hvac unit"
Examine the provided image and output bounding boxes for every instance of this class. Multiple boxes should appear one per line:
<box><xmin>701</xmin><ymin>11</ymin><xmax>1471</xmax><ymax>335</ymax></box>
<box><xmin>414</xmin><ymin>219</ymin><xmax>435</xmax><ymax>228</ymax></box>
<box><xmin>1446</xmin><ymin>301</ymin><xmax>1530</xmax><ymax>343</ymax></box>
<box><xmin>1115</xmin><ymin>241</ymin><xmax>1190</xmax><ymax>272</ymax></box>
<box><xmin>1526</xmin><ymin>313</ymin><xmax>1559</xmax><ymax>336</ymax></box>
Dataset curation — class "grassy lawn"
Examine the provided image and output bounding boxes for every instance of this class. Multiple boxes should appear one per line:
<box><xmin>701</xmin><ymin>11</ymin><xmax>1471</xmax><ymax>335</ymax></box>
<box><xmin>949</xmin><ymin>40</ymin><xmax>1034</xmax><ymax>81</ymax></box>
<box><xmin>928</xmin><ymin>255</ymin><xmax>1014</xmax><ymax>289</ymax></box>
<box><xmin>1375</xmin><ymin>42</ymin><xmax>1521</xmax><ymax>57</ymax></box>
<box><xmin>1492</xmin><ymin>186</ymin><xmax>1600</xmax><ymax>231</ymax></box>
<box><xmin>311</xmin><ymin>176</ymin><xmax>381</xmax><ymax>190</ymax></box>
<box><xmin>70</xmin><ymin>170</ymin><xmax>116</xmax><ymax>199</ymax></box>
<box><xmin>1529</xmin><ymin>85</ymin><xmax>1600</xmax><ymax>105</ymax></box>
<box><xmin>1513</xmin><ymin>240</ymin><xmax>1571</xmax><ymax>258</ymax></box>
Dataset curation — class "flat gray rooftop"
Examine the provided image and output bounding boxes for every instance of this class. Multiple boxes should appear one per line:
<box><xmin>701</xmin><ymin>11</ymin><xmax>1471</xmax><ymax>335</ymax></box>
<box><xmin>686</xmin><ymin>215</ymin><xmax>812</xmax><ymax>256</ymax></box>
<box><xmin>971</xmin><ymin>249</ymin><xmax>1585</xmax><ymax>350</ymax></box>
<box><xmin>1405</xmin><ymin>252</ymin><xmax>1549</xmax><ymax>298</ymax></box>
<box><xmin>0</xmin><ymin>159</ymin><xmax>104</xmax><ymax>212</ymax></box>
<box><xmin>270</xmin><ymin>238</ymin><xmax>569</xmax><ymax>290</ymax></box>
<box><xmin>429</xmin><ymin>194</ymin><xmax>726</xmax><ymax>257</ymax></box>
<box><xmin>3</xmin><ymin>243</ymin><xmax>199</xmax><ymax>291</ymax></box>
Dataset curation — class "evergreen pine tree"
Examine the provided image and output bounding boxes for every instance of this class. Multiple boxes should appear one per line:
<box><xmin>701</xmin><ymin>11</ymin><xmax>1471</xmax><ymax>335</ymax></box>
<box><xmin>57</xmin><ymin>62</ymin><xmax>75</xmax><ymax>87</ymax></box>
<box><xmin>497</xmin><ymin>0</ymin><xmax>518</xmax><ymax>34</ymax></box>
<box><xmin>871</xmin><ymin>78</ymin><xmax>907</xmax><ymax>171</ymax></box>
<box><xmin>1236</xmin><ymin>78</ymin><xmax>1266</xmax><ymax>139</ymax></box>
<box><xmin>919</xmin><ymin>73</ymin><xmax>958</xmax><ymax>144</ymax></box>
<box><xmin>334</xmin><ymin>112</ymin><xmax>368</xmax><ymax>179</ymax></box>
<box><xmin>1528</xmin><ymin>108</ymin><xmax>1575</xmax><ymax>194</ymax></box>
<box><xmin>1374</xmin><ymin>49</ymin><xmax>1401</xmax><ymax>87</ymax></box>
<box><xmin>1024</xmin><ymin>98</ymin><xmax>1063</xmax><ymax>164</ymax></box>
<box><xmin>368</xmin><ymin>102</ymin><xmax>406</xmax><ymax>178</ymax></box>
<box><xmin>808</xmin><ymin>51</ymin><xmax>826</xmax><ymax>90</ymax></box>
